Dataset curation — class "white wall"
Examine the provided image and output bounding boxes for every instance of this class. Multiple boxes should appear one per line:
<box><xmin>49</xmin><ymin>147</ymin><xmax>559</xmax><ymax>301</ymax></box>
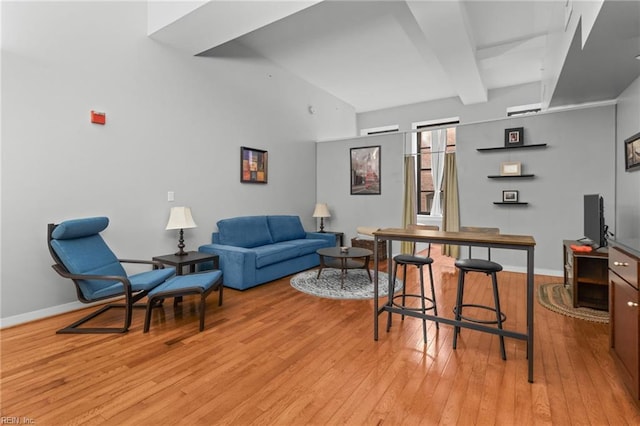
<box><xmin>614</xmin><ymin>76</ymin><xmax>640</xmax><ymax>249</ymax></box>
<box><xmin>357</xmin><ymin>82</ymin><xmax>541</xmax><ymax>133</ymax></box>
<box><xmin>0</xmin><ymin>1</ymin><xmax>356</xmax><ymax>324</ymax></box>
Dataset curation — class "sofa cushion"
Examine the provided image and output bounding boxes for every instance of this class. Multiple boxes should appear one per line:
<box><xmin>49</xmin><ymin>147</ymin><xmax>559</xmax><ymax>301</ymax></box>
<box><xmin>253</xmin><ymin>243</ymin><xmax>300</xmax><ymax>268</ymax></box>
<box><xmin>217</xmin><ymin>216</ymin><xmax>273</xmax><ymax>248</ymax></box>
<box><xmin>287</xmin><ymin>238</ymin><xmax>331</xmax><ymax>256</ymax></box>
<box><xmin>267</xmin><ymin>215</ymin><xmax>307</xmax><ymax>242</ymax></box>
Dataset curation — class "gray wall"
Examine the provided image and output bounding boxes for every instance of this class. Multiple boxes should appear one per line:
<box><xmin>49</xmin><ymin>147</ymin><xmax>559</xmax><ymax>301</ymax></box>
<box><xmin>614</xmin><ymin>76</ymin><xmax>640</xmax><ymax>249</ymax></box>
<box><xmin>324</xmin><ymin>104</ymin><xmax>615</xmax><ymax>275</ymax></box>
<box><xmin>456</xmin><ymin>105</ymin><xmax>615</xmax><ymax>274</ymax></box>
<box><xmin>316</xmin><ymin>133</ymin><xmax>405</xmax><ymax>251</ymax></box>
<box><xmin>0</xmin><ymin>1</ymin><xmax>356</xmax><ymax>324</ymax></box>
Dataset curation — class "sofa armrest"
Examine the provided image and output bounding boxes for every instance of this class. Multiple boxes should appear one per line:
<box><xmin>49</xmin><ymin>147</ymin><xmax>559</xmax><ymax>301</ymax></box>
<box><xmin>198</xmin><ymin>243</ymin><xmax>257</xmax><ymax>288</ymax></box>
<box><xmin>306</xmin><ymin>232</ymin><xmax>336</xmax><ymax>246</ymax></box>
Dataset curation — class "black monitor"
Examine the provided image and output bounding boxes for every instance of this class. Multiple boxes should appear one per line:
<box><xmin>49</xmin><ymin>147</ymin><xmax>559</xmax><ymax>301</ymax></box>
<box><xmin>584</xmin><ymin>194</ymin><xmax>606</xmax><ymax>248</ymax></box>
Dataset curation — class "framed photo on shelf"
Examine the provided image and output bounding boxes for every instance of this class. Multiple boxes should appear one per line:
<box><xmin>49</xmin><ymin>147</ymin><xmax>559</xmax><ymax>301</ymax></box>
<box><xmin>505</xmin><ymin>127</ymin><xmax>524</xmax><ymax>147</ymax></box>
<box><xmin>502</xmin><ymin>190</ymin><xmax>519</xmax><ymax>203</ymax></box>
<box><xmin>240</xmin><ymin>146</ymin><xmax>268</xmax><ymax>183</ymax></box>
<box><xmin>350</xmin><ymin>145</ymin><xmax>381</xmax><ymax>195</ymax></box>
<box><xmin>500</xmin><ymin>161</ymin><xmax>522</xmax><ymax>176</ymax></box>
<box><xmin>624</xmin><ymin>131</ymin><xmax>640</xmax><ymax>172</ymax></box>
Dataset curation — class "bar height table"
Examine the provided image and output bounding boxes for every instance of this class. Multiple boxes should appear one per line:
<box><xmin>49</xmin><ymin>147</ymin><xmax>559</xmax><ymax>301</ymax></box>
<box><xmin>372</xmin><ymin>228</ymin><xmax>536</xmax><ymax>383</ymax></box>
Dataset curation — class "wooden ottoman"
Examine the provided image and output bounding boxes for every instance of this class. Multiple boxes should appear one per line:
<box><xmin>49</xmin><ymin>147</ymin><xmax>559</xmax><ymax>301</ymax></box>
<box><xmin>144</xmin><ymin>270</ymin><xmax>223</xmax><ymax>333</ymax></box>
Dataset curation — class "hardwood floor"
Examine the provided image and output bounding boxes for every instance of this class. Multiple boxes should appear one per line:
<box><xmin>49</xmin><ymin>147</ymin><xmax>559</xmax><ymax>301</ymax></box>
<box><xmin>2</xmin><ymin>249</ymin><xmax>640</xmax><ymax>425</ymax></box>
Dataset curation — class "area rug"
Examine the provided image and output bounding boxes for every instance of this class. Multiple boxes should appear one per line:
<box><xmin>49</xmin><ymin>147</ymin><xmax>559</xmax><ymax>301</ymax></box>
<box><xmin>290</xmin><ymin>269</ymin><xmax>402</xmax><ymax>300</ymax></box>
<box><xmin>537</xmin><ymin>283</ymin><xmax>609</xmax><ymax>323</ymax></box>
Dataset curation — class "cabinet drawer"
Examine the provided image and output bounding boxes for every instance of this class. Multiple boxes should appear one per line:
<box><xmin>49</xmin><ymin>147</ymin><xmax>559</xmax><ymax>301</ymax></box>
<box><xmin>610</xmin><ymin>247</ymin><xmax>640</xmax><ymax>289</ymax></box>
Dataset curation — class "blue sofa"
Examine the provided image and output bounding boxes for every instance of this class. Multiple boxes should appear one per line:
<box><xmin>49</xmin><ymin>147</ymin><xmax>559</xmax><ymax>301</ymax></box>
<box><xmin>198</xmin><ymin>215</ymin><xmax>335</xmax><ymax>290</ymax></box>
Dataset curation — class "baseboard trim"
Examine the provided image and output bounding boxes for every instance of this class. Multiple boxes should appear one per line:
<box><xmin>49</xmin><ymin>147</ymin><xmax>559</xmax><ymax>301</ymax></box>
<box><xmin>1</xmin><ymin>267</ymin><xmax>563</xmax><ymax>329</ymax></box>
<box><xmin>0</xmin><ymin>299</ymin><xmax>111</xmax><ymax>329</ymax></box>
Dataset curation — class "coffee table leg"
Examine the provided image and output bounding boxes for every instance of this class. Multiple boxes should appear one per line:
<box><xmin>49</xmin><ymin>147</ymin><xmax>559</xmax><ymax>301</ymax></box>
<box><xmin>317</xmin><ymin>255</ymin><xmax>325</xmax><ymax>279</ymax></box>
<box><xmin>340</xmin><ymin>258</ymin><xmax>346</xmax><ymax>289</ymax></box>
<box><xmin>363</xmin><ymin>256</ymin><xmax>372</xmax><ymax>282</ymax></box>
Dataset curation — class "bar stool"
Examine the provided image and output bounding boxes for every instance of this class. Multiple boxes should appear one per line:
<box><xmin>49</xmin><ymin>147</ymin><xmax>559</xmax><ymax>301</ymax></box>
<box><xmin>452</xmin><ymin>226</ymin><xmax>507</xmax><ymax>360</ymax></box>
<box><xmin>387</xmin><ymin>224</ymin><xmax>439</xmax><ymax>344</ymax></box>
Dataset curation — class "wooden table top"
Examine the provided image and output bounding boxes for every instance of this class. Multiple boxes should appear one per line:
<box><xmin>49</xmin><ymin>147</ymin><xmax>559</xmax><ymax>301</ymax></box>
<box><xmin>373</xmin><ymin>228</ymin><xmax>536</xmax><ymax>247</ymax></box>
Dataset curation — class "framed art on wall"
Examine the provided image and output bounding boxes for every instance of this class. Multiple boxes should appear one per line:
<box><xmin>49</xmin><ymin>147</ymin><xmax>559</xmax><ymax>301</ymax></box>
<box><xmin>350</xmin><ymin>145</ymin><xmax>381</xmax><ymax>195</ymax></box>
<box><xmin>500</xmin><ymin>161</ymin><xmax>522</xmax><ymax>176</ymax></box>
<box><xmin>502</xmin><ymin>190</ymin><xmax>519</xmax><ymax>203</ymax></box>
<box><xmin>505</xmin><ymin>127</ymin><xmax>524</xmax><ymax>147</ymax></box>
<box><xmin>625</xmin><ymin>131</ymin><xmax>640</xmax><ymax>172</ymax></box>
<box><xmin>240</xmin><ymin>146</ymin><xmax>268</xmax><ymax>183</ymax></box>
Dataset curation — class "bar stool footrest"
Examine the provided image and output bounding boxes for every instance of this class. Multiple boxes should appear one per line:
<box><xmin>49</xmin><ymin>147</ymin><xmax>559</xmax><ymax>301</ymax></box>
<box><xmin>453</xmin><ymin>303</ymin><xmax>506</xmax><ymax>324</ymax></box>
<box><xmin>391</xmin><ymin>294</ymin><xmax>436</xmax><ymax>312</ymax></box>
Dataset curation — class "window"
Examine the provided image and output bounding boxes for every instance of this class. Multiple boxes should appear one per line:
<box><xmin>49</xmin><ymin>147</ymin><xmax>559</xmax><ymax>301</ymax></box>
<box><xmin>416</xmin><ymin>123</ymin><xmax>457</xmax><ymax>215</ymax></box>
<box><xmin>506</xmin><ymin>103</ymin><xmax>541</xmax><ymax>117</ymax></box>
<box><xmin>359</xmin><ymin>125</ymin><xmax>399</xmax><ymax>136</ymax></box>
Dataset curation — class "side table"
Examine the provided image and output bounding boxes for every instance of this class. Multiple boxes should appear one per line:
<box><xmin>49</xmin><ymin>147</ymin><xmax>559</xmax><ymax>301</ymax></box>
<box><xmin>152</xmin><ymin>251</ymin><xmax>220</xmax><ymax>305</ymax></box>
<box><xmin>319</xmin><ymin>231</ymin><xmax>344</xmax><ymax>246</ymax></box>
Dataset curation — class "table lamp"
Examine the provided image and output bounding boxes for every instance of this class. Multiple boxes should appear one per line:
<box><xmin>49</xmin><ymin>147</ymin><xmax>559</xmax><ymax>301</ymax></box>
<box><xmin>312</xmin><ymin>203</ymin><xmax>331</xmax><ymax>233</ymax></box>
<box><xmin>166</xmin><ymin>206</ymin><xmax>197</xmax><ymax>256</ymax></box>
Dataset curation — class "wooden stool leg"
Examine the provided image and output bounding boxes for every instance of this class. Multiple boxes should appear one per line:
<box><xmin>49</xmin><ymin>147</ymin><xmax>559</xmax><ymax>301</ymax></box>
<box><xmin>492</xmin><ymin>272</ymin><xmax>507</xmax><ymax>360</ymax></box>
<box><xmin>401</xmin><ymin>264</ymin><xmax>408</xmax><ymax>320</ymax></box>
<box><xmin>453</xmin><ymin>270</ymin><xmax>465</xmax><ymax>349</ymax></box>
<box><xmin>428</xmin><ymin>263</ymin><xmax>439</xmax><ymax>329</ymax></box>
<box><xmin>387</xmin><ymin>262</ymin><xmax>400</xmax><ymax>332</ymax></box>
<box><xmin>419</xmin><ymin>265</ymin><xmax>427</xmax><ymax>344</ymax></box>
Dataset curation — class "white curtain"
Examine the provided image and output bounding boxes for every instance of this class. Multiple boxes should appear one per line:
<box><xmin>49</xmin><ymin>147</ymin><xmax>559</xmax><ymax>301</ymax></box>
<box><xmin>430</xmin><ymin>129</ymin><xmax>447</xmax><ymax>216</ymax></box>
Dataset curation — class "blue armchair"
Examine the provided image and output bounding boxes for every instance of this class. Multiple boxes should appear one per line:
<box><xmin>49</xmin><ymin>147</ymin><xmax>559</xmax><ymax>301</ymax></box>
<box><xmin>48</xmin><ymin>217</ymin><xmax>176</xmax><ymax>333</ymax></box>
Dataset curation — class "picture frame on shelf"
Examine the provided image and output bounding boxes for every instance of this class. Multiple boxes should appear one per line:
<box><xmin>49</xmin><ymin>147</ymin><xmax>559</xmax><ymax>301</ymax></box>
<box><xmin>624</xmin><ymin>131</ymin><xmax>640</xmax><ymax>172</ymax></box>
<box><xmin>350</xmin><ymin>145</ymin><xmax>381</xmax><ymax>195</ymax></box>
<box><xmin>505</xmin><ymin>127</ymin><xmax>524</xmax><ymax>147</ymax></box>
<box><xmin>502</xmin><ymin>190</ymin><xmax>519</xmax><ymax>203</ymax></box>
<box><xmin>240</xmin><ymin>146</ymin><xmax>268</xmax><ymax>183</ymax></box>
<box><xmin>500</xmin><ymin>161</ymin><xmax>522</xmax><ymax>176</ymax></box>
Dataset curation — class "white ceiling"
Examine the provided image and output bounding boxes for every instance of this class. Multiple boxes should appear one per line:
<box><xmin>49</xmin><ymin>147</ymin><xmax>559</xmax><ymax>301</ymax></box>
<box><xmin>157</xmin><ymin>0</ymin><xmax>640</xmax><ymax>113</ymax></box>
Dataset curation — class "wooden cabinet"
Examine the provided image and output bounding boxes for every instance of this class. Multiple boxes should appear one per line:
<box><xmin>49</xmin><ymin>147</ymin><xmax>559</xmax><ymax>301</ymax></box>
<box><xmin>563</xmin><ymin>240</ymin><xmax>609</xmax><ymax>310</ymax></box>
<box><xmin>609</xmin><ymin>244</ymin><xmax>640</xmax><ymax>400</ymax></box>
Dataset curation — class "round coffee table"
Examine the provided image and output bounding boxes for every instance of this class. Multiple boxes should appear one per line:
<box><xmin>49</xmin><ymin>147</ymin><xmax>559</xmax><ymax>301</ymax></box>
<box><xmin>316</xmin><ymin>246</ymin><xmax>373</xmax><ymax>288</ymax></box>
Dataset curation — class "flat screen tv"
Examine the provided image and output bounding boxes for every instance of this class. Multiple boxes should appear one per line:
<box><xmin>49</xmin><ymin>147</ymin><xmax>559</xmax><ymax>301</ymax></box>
<box><xmin>584</xmin><ymin>194</ymin><xmax>606</xmax><ymax>248</ymax></box>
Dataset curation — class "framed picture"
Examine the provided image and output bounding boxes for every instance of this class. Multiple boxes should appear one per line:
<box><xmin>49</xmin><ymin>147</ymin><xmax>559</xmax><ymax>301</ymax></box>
<box><xmin>505</xmin><ymin>127</ymin><xmax>524</xmax><ymax>147</ymax></box>
<box><xmin>502</xmin><ymin>190</ymin><xmax>519</xmax><ymax>203</ymax></box>
<box><xmin>350</xmin><ymin>145</ymin><xmax>381</xmax><ymax>195</ymax></box>
<box><xmin>625</xmin><ymin>131</ymin><xmax>640</xmax><ymax>172</ymax></box>
<box><xmin>500</xmin><ymin>161</ymin><xmax>522</xmax><ymax>176</ymax></box>
<box><xmin>240</xmin><ymin>146</ymin><xmax>268</xmax><ymax>183</ymax></box>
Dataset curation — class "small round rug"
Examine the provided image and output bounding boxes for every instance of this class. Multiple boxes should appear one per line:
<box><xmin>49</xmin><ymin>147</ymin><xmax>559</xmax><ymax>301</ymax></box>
<box><xmin>537</xmin><ymin>283</ymin><xmax>609</xmax><ymax>323</ymax></box>
<box><xmin>290</xmin><ymin>269</ymin><xmax>402</xmax><ymax>300</ymax></box>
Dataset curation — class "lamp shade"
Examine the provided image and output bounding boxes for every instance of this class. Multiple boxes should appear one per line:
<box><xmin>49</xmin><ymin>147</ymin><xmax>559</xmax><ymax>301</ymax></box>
<box><xmin>312</xmin><ymin>203</ymin><xmax>331</xmax><ymax>218</ymax></box>
<box><xmin>166</xmin><ymin>206</ymin><xmax>197</xmax><ymax>230</ymax></box>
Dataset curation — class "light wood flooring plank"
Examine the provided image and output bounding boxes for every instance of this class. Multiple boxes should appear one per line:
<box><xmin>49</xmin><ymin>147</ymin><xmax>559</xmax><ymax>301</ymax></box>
<box><xmin>2</xmin><ymin>249</ymin><xmax>640</xmax><ymax>425</ymax></box>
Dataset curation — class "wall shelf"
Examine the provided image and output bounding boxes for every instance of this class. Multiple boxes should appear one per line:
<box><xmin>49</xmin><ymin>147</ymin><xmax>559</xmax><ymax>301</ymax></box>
<box><xmin>477</xmin><ymin>143</ymin><xmax>547</xmax><ymax>152</ymax></box>
<box><xmin>487</xmin><ymin>174</ymin><xmax>535</xmax><ymax>179</ymax></box>
<box><xmin>493</xmin><ymin>202</ymin><xmax>529</xmax><ymax>205</ymax></box>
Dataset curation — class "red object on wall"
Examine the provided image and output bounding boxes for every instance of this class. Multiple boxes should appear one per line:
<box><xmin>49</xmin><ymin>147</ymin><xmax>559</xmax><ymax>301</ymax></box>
<box><xmin>91</xmin><ymin>110</ymin><xmax>106</xmax><ymax>125</ymax></box>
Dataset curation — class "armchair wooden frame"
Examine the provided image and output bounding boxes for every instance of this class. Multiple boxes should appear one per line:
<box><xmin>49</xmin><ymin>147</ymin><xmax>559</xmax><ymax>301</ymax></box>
<box><xmin>47</xmin><ymin>223</ymin><xmax>168</xmax><ymax>334</ymax></box>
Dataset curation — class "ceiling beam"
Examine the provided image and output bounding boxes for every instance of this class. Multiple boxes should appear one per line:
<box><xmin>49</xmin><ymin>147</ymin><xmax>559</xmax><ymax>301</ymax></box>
<box><xmin>405</xmin><ymin>0</ymin><xmax>487</xmax><ymax>105</ymax></box>
<box><xmin>148</xmin><ymin>0</ymin><xmax>322</xmax><ymax>56</ymax></box>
